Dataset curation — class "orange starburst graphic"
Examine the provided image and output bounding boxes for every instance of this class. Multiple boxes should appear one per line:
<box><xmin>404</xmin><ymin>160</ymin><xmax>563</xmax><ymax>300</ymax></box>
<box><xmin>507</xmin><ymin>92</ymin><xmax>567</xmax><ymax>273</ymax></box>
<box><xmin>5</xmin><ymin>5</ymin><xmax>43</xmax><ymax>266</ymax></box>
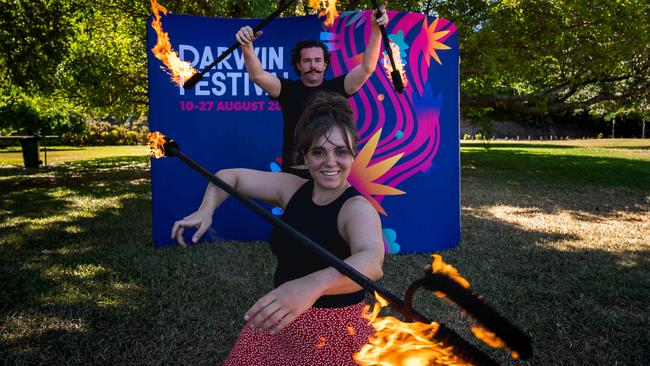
<box><xmin>348</xmin><ymin>129</ymin><xmax>405</xmax><ymax>216</ymax></box>
<box><xmin>425</xmin><ymin>18</ymin><xmax>451</xmax><ymax>65</ymax></box>
<box><xmin>150</xmin><ymin>0</ymin><xmax>197</xmax><ymax>85</ymax></box>
<box><xmin>309</xmin><ymin>0</ymin><xmax>339</xmax><ymax>26</ymax></box>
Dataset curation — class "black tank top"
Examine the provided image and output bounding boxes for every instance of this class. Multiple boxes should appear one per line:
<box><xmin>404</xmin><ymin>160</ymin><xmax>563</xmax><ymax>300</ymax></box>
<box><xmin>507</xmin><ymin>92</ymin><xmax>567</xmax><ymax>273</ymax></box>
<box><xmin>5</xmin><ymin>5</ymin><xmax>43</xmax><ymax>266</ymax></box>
<box><xmin>269</xmin><ymin>180</ymin><xmax>365</xmax><ymax>308</ymax></box>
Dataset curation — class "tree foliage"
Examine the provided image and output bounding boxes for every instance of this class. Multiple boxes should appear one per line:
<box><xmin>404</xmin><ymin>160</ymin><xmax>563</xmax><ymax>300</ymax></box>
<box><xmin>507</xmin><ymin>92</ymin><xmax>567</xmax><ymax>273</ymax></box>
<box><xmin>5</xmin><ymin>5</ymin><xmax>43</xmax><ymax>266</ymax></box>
<box><xmin>428</xmin><ymin>0</ymin><xmax>649</xmax><ymax>119</ymax></box>
<box><xmin>0</xmin><ymin>0</ymin><xmax>648</xmax><ymax>133</ymax></box>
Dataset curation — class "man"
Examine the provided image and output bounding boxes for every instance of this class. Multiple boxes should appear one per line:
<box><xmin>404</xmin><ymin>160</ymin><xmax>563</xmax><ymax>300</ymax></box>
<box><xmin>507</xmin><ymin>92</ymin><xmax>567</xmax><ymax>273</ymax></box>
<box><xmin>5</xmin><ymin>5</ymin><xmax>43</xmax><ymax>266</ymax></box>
<box><xmin>235</xmin><ymin>8</ymin><xmax>389</xmax><ymax>178</ymax></box>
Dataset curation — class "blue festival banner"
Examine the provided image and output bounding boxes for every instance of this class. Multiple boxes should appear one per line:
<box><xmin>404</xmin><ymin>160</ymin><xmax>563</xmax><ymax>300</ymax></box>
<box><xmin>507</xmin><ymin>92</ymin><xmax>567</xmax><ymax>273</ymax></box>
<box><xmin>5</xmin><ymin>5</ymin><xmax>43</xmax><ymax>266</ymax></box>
<box><xmin>147</xmin><ymin>11</ymin><xmax>460</xmax><ymax>254</ymax></box>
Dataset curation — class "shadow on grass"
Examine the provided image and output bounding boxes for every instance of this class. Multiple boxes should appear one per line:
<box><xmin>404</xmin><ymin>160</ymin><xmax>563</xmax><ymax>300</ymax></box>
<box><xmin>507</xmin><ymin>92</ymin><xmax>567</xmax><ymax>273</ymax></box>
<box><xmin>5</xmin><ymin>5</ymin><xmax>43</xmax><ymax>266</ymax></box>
<box><xmin>1</xmin><ymin>153</ymin><xmax>648</xmax><ymax>365</ymax></box>
<box><xmin>462</xmin><ymin>148</ymin><xmax>650</xmax><ymax>192</ymax></box>
<box><xmin>0</xmin><ymin>156</ymin><xmax>276</xmax><ymax>364</ymax></box>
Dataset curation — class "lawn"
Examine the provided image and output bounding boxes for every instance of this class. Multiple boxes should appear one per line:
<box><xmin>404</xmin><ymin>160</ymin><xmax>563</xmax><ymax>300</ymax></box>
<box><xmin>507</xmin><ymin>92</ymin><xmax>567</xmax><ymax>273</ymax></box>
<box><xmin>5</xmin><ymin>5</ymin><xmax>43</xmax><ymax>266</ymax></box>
<box><xmin>1</xmin><ymin>140</ymin><xmax>648</xmax><ymax>365</ymax></box>
<box><xmin>0</xmin><ymin>145</ymin><xmax>148</xmax><ymax>166</ymax></box>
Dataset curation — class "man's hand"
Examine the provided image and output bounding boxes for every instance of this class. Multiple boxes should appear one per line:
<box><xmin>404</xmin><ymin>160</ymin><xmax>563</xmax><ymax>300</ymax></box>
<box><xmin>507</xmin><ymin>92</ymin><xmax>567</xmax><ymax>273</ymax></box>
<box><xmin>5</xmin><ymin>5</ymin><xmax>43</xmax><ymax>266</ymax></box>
<box><xmin>244</xmin><ymin>277</ymin><xmax>322</xmax><ymax>335</ymax></box>
<box><xmin>235</xmin><ymin>26</ymin><xmax>263</xmax><ymax>48</ymax></box>
<box><xmin>374</xmin><ymin>5</ymin><xmax>389</xmax><ymax>28</ymax></box>
<box><xmin>170</xmin><ymin>210</ymin><xmax>213</xmax><ymax>247</ymax></box>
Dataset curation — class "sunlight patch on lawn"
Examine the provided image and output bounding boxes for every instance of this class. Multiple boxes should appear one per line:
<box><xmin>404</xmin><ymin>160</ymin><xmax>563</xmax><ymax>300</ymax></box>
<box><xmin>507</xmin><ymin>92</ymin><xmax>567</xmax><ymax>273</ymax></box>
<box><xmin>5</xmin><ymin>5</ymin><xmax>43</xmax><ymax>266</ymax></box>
<box><xmin>2</xmin><ymin>313</ymin><xmax>88</xmax><ymax>342</ymax></box>
<box><xmin>481</xmin><ymin>204</ymin><xmax>649</xmax><ymax>255</ymax></box>
<box><xmin>1</xmin><ymin>191</ymin><xmax>138</xmax><ymax>231</ymax></box>
<box><xmin>38</xmin><ymin>263</ymin><xmax>140</xmax><ymax>307</ymax></box>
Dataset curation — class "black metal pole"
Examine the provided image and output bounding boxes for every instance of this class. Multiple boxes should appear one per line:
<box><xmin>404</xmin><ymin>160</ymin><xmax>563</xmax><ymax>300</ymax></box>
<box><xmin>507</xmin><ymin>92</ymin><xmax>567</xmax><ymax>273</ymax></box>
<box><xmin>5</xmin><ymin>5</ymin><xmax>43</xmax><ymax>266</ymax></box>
<box><xmin>162</xmin><ymin>139</ymin><xmax>500</xmax><ymax>365</ymax></box>
<box><xmin>183</xmin><ymin>0</ymin><xmax>298</xmax><ymax>89</ymax></box>
<box><xmin>369</xmin><ymin>0</ymin><xmax>404</xmax><ymax>93</ymax></box>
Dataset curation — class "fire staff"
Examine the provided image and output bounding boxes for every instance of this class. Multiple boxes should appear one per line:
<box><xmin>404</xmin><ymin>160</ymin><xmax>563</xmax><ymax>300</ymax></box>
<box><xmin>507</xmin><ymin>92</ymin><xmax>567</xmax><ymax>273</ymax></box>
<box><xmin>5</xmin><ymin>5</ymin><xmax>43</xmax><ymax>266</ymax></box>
<box><xmin>234</xmin><ymin>6</ymin><xmax>388</xmax><ymax>178</ymax></box>
<box><xmin>171</xmin><ymin>93</ymin><xmax>384</xmax><ymax>365</ymax></box>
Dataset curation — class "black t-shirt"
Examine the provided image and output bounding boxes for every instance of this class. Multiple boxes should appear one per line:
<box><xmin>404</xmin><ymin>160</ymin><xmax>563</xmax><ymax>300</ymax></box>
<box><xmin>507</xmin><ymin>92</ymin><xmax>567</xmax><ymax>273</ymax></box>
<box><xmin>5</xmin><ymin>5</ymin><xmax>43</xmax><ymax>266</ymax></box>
<box><xmin>269</xmin><ymin>180</ymin><xmax>366</xmax><ymax>308</ymax></box>
<box><xmin>272</xmin><ymin>75</ymin><xmax>352</xmax><ymax>169</ymax></box>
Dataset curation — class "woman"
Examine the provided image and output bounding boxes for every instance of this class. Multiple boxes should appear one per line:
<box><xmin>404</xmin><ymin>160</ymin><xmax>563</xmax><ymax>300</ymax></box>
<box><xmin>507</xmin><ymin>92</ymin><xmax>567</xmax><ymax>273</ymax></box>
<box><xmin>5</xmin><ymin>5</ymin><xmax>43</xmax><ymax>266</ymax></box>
<box><xmin>171</xmin><ymin>92</ymin><xmax>384</xmax><ymax>365</ymax></box>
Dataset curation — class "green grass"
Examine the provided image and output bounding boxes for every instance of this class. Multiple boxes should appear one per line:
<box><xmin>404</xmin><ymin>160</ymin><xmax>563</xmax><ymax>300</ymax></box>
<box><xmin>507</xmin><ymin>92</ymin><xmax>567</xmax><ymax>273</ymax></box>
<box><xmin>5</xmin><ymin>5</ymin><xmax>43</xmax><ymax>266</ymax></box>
<box><xmin>0</xmin><ymin>146</ymin><xmax>148</xmax><ymax>166</ymax></box>
<box><xmin>1</xmin><ymin>141</ymin><xmax>649</xmax><ymax>365</ymax></box>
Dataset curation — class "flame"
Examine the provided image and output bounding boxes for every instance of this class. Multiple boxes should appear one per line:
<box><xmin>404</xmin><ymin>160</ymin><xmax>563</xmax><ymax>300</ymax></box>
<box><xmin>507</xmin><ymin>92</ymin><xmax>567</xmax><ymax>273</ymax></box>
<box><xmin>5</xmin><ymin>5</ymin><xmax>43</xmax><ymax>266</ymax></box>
<box><xmin>471</xmin><ymin>326</ymin><xmax>504</xmax><ymax>349</ymax></box>
<box><xmin>150</xmin><ymin>0</ymin><xmax>197</xmax><ymax>85</ymax></box>
<box><xmin>354</xmin><ymin>292</ymin><xmax>473</xmax><ymax>366</ymax></box>
<box><xmin>470</xmin><ymin>326</ymin><xmax>519</xmax><ymax>359</ymax></box>
<box><xmin>425</xmin><ymin>18</ymin><xmax>451</xmax><ymax>66</ymax></box>
<box><xmin>382</xmin><ymin>42</ymin><xmax>409</xmax><ymax>88</ymax></box>
<box><xmin>348</xmin><ymin>129</ymin><xmax>405</xmax><ymax>216</ymax></box>
<box><xmin>431</xmin><ymin>256</ymin><xmax>521</xmax><ymax>359</ymax></box>
<box><xmin>308</xmin><ymin>0</ymin><xmax>339</xmax><ymax>26</ymax></box>
<box><xmin>430</xmin><ymin>254</ymin><xmax>470</xmax><ymax>300</ymax></box>
<box><xmin>149</xmin><ymin>131</ymin><xmax>168</xmax><ymax>158</ymax></box>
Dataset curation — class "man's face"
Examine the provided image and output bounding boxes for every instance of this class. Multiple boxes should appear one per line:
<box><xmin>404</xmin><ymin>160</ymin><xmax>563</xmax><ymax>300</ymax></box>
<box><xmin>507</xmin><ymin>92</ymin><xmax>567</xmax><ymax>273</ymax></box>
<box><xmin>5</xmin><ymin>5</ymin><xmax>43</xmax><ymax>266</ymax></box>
<box><xmin>297</xmin><ymin>47</ymin><xmax>327</xmax><ymax>86</ymax></box>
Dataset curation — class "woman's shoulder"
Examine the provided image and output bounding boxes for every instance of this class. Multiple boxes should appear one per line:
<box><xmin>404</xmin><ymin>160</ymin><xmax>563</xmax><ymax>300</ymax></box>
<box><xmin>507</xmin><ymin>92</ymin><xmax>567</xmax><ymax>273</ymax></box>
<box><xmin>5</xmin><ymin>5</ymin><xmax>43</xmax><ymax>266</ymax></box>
<box><xmin>339</xmin><ymin>194</ymin><xmax>377</xmax><ymax>219</ymax></box>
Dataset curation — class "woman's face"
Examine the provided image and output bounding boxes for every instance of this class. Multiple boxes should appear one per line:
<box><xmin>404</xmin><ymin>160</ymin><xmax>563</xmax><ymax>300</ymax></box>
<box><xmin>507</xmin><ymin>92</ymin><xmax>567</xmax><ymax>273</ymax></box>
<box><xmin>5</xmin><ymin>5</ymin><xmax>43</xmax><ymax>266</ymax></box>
<box><xmin>305</xmin><ymin>126</ymin><xmax>354</xmax><ymax>190</ymax></box>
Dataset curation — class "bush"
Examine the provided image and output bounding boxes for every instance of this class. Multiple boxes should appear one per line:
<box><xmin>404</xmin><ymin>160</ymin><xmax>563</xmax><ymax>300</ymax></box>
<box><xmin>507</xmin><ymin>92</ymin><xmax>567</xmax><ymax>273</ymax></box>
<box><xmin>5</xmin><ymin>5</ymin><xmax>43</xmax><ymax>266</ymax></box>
<box><xmin>0</xmin><ymin>88</ymin><xmax>85</xmax><ymax>136</ymax></box>
<box><xmin>60</xmin><ymin>118</ymin><xmax>149</xmax><ymax>146</ymax></box>
<box><xmin>462</xmin><ymin>133</ymin><xmax>472</xmax><ymax>140</ymax></box>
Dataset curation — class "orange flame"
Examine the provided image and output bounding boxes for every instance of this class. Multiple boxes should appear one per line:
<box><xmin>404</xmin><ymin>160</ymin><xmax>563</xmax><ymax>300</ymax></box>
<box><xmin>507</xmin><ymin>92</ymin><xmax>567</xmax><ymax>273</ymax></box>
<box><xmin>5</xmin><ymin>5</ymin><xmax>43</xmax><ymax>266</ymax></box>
<box><xmin>471</xmin><ymin>326</ymin><xmax>520</xmax><ymax>359</ymax></box>
<box><xmin>382</xmin><ymin>42</ymin><xmax>409</xmax><ymax>88</ymax></box>
<box><xmin>354</xmin><ymin>293</ymin><xmax>472</xmax><ymax>366</ymax></box>
<box><xmin>150</xmin><ymin>0</ymin><xmax>197</xmax><ymax>85</ymax></box>
<box><xmin>308</xmin><ymin>0</ymin><xmax>339</xmax><ymax>26</ymax></box>
<box><xmin>430</xmin><ymin>254</ymin><xmax>470</xmax><ymax>299</ymax></box>
<box><xmin>148</xmin><ymin>131</ymin><xmax>167</xmax><ymax>158</ymax></box>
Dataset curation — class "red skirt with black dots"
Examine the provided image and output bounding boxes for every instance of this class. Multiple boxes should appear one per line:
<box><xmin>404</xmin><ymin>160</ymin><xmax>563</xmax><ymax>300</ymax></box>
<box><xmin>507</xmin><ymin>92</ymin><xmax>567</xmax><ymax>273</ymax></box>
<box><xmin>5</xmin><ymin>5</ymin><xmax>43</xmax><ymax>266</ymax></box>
<box><xmin>221</xmin><ymin>302</ymin><xmax>374</xmax><ymax>366</ymax></box>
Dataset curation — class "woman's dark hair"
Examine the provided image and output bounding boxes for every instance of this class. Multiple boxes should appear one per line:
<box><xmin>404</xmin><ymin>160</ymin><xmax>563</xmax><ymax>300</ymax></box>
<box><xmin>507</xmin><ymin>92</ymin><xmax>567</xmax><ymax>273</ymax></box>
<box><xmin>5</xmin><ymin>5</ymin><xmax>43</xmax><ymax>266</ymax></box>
<box><xmin>290</xmin><ymin>40</ymin><xmax>330</xmax><ymax>76</ymax></box>
<box><xmin>293</xmin><ymin>92</ymin><xmax>359</xmax><ymax>165</ymax></box>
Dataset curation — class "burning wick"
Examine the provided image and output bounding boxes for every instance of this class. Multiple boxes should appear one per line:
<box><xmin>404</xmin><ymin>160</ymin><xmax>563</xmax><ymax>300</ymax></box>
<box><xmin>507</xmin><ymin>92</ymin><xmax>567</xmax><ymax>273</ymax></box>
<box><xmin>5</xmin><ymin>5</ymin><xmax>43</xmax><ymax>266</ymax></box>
<box><xmin>309</xmin><ymin>0</ymin><xmax>339</xmax><ymax>27</ymax></box>
<box><xmin>382</xmin><ymin>42</ymin><xmax>409</xmax><ymax>89</ymax></box>
<box><xmin>148</xmin><ymin>131</ymin><xmax>169</xmax><ymax>158</ymax></box>
<box><xmin>149</xmin><ymin>0</ymin><xmax>197</xmax><ymax>86</ymax></box>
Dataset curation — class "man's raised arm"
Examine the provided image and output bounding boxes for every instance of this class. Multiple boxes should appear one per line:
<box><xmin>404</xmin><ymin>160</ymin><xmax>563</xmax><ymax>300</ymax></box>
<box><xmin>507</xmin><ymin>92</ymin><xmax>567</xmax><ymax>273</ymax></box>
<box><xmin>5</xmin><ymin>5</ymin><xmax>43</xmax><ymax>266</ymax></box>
<box><xmin>235</xmin><ymin>26</ymin><xmax>282</xmax><ymax>98</ymax></box>
<box><xmin>344</xmin><ymin>8</ymin><xmax>388</xmax><ymax>95</ymax></box>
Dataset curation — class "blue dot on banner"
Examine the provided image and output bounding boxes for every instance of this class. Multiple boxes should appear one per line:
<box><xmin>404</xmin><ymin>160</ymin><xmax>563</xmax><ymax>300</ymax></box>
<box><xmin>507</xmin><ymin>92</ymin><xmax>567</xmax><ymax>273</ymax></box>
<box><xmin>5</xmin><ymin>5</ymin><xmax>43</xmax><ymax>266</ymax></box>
<box><xmin>395</xmin><ymin>130</ymin><xmax>404</xmax><ymax>139</ymax></box>
<box><xmin>270</xmin><ymin>162</ymin><xmax>281</xmax><ymax>172</ymax></box>
<box><xmin>272</xmin><ymin>207</ymin><xmax>283</xmax><ymax>216</ymax></box>
<box><xmin>382</xmin><ymin>228</ymin><xmax>400</xmax><ymax>254</ymax></box>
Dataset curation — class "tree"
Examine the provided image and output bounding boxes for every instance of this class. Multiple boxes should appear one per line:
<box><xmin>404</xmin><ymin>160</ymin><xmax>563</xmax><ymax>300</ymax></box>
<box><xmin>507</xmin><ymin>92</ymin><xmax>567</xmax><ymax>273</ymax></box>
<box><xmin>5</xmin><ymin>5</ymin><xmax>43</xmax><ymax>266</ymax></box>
<box><xmin>1</xmin><ymin>0</ymin><xmax>648</xmax><ymax>130</ymax></box>
<box><xmin>426</xmin><ymin>0</ymin><xmax>650</xmax><ymax>119</ymax></box>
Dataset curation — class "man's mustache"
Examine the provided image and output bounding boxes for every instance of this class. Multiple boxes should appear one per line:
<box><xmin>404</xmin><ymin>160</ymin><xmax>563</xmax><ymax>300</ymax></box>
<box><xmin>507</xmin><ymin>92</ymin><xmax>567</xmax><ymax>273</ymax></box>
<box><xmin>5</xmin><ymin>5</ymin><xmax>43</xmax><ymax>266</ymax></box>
<box><xmin>306</xmin><ymin>69</ymin><xmax>323</xmax><ymax>74</ymax></box>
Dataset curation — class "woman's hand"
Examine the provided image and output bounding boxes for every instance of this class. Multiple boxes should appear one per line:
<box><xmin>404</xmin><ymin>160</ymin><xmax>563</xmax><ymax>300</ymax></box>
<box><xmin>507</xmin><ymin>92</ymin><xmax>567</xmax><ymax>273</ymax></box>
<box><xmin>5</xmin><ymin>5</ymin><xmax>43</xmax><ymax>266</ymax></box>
<box><xmin>170</xmin><ymin>210</ymin><xmax>213</xmax><ymax>247</ymax></box>
<box><xmin>244</xmin><ymin>277</ymin><xmax>322</xmax><ymax>335</ymax></box>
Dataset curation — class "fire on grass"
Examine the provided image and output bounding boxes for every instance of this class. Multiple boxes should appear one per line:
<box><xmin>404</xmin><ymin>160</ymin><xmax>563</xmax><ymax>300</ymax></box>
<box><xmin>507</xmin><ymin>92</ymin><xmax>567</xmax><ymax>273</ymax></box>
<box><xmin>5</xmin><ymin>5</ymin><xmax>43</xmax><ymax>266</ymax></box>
<box><xmin>354</xmin><ymin>255</ymin><xmax>515</xmax><ymax>366</ymax></box>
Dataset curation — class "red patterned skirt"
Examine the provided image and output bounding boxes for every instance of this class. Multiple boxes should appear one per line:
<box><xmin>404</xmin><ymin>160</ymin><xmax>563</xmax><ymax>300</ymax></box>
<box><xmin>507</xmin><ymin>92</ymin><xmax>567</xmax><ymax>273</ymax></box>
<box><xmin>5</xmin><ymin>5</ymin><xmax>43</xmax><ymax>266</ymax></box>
<box><xmin>221</xmin><ymin>302</ymin><xmax>373</xmax><ymax>366</ymax></box>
